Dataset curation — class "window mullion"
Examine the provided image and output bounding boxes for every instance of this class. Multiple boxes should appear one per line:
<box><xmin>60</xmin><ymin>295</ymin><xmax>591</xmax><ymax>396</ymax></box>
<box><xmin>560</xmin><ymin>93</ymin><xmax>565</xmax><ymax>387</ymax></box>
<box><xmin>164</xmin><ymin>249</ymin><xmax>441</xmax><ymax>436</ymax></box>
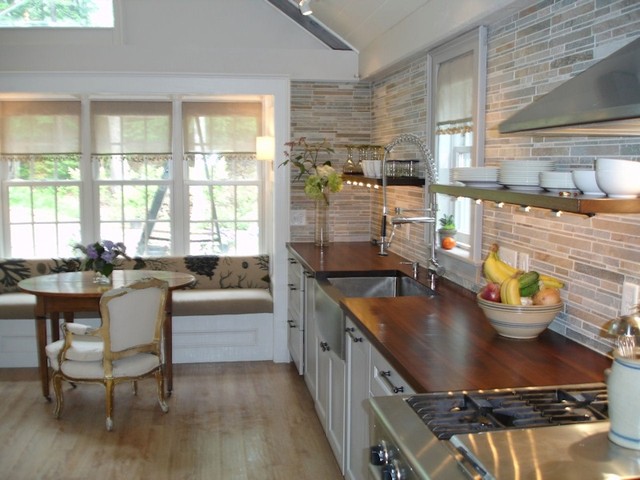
<box><xmin>172</xmin><ymin>99</ymin><xmax>187</xmax><ymax>255</ymax></box>
<box><xmin>80</xmin><ymin>96</ymin><xmax>96</xmax><ymax>246</ymax></box>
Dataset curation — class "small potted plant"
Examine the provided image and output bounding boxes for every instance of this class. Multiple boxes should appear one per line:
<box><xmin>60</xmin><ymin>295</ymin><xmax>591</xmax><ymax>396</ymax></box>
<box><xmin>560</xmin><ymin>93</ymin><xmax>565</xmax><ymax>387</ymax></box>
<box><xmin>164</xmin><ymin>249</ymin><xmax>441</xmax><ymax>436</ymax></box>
<box><xmin>438</xmin><ymin>214</ymin><xmax>457</xmax><ymax>249</ymax></box>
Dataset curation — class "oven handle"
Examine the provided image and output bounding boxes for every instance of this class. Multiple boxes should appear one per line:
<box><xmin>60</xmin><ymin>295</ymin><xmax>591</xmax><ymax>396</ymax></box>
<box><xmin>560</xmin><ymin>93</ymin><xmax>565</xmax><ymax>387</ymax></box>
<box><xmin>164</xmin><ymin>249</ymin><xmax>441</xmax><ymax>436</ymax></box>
<box><xmin>380</xmin><ymin>370</ymin><xmax>404</xmax><ymax>394</ymax></box>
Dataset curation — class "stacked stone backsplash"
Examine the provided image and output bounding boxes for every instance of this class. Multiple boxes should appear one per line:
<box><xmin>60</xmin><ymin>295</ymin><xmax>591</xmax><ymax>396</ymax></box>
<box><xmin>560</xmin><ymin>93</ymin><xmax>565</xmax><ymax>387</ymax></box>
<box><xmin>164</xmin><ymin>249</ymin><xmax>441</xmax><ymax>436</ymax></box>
<box><xmin>484</xmin><ymin>0</ymin><xmax>640</xmax><ymax>354</ymax></box>
<box><xmin>289</xmin><ymin>82</ymin><xmax>374</xmax><ymax>244</ymax></box>
<box><xmin>290</xmin><ymin>0</ymin><xmax>640</xmax><ymax>355</ymax></box>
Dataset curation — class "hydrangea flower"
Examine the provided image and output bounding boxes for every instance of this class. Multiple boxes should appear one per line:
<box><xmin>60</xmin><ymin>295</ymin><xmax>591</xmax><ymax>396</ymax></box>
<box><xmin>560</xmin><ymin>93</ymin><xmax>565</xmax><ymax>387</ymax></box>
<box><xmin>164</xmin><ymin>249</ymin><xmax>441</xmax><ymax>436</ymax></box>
<box><xmin>74</xmin><ymin>240</ymin><xmax>129</xmax><ymax>277</ymax></box>
<box><xmin>282</xmin><ymin>137</ymin><xmax>343</xmax><ymax>205</ymax></box>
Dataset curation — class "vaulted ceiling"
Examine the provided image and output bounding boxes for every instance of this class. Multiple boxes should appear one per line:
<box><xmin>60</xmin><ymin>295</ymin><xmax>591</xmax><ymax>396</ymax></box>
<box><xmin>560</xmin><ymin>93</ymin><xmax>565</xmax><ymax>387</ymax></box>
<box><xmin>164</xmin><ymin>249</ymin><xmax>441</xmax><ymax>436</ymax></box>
<box><xmin>267</xmin><ymin>0</ymin><xmax>530</xmax><ymax>79</ymax></box>
<box><xmin>267</xmin><ymin>0</ymin><xmax>434</xmax><ymax>52</ymax></box>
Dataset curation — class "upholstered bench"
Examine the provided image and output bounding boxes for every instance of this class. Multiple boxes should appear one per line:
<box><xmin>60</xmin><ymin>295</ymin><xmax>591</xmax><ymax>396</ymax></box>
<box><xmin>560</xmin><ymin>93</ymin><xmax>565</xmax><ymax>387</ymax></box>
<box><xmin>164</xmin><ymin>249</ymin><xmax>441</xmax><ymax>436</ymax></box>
<box><xmin>0</xmin><ymin>255</ymin><xmax>273</xmax><ymax>367</ymax></box>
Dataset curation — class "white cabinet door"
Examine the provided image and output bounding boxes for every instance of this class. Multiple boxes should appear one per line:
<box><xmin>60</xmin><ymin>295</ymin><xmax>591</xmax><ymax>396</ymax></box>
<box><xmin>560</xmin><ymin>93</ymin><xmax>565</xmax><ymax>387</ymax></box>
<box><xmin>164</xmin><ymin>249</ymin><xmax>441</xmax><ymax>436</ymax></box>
<box><xmin>287</xmin><ymin>257</ymin><xmax>304</xmax><ymax>375</ymax></box>
<box><xmin>303</xmin><ymin>273</ymin><xmax>317</xmax><ymax>397</ymax></box>
<box><xmin>370</xmin><ymin>346</ymin><xmax>416</xmax><ymax>397</ymax></box>
<box><xmin>315</xmin><ymin>320</ymin><xmax>346</xmax><ymax>473</ymax></box>
<box><xmin>312</xmin><ymin>278</ymin><xmax>346</xmax><ymax>474</ymax></box>
<box><xmin>345</xmin><ymin>316</ymin><xmax>371</xmax><ymax>480</ymax></box>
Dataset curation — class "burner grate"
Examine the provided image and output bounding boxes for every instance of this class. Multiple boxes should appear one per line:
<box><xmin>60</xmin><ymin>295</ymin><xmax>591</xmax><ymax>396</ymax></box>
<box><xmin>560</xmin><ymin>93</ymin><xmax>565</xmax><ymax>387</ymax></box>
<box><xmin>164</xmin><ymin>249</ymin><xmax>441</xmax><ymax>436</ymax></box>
<box><xmin>406</xmin><ymin>385</ymin><xmax>608</xmax><ymax>440</ymax></box>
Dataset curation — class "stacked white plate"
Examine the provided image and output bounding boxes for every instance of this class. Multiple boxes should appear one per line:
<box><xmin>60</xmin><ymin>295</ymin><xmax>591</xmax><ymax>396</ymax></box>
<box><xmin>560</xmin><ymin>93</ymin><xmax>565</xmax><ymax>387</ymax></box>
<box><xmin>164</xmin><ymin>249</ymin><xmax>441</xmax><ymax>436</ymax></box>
<box><xmin>451</xmin><ymin>166</ymin><xmax>500</xmax><ymax>188</ymax></box>
<box><xmin>499</xmin><ymin>160</ymin><xmax>555</xmax><ymax>191</ymax></box>
<box><xmin>540</xmin><ymin>171</ymin><xmax>578</xmax><ymax>193</ymax></box>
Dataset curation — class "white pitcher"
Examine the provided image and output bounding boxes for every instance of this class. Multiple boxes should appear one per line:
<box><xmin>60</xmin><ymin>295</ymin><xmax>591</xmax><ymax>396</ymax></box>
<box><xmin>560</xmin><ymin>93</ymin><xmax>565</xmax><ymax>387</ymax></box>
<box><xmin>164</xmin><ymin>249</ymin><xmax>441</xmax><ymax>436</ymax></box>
<box><xmin>608</xmin><ymin>349</ymin><xmax>640</xmax><ymax>449</ymax></box>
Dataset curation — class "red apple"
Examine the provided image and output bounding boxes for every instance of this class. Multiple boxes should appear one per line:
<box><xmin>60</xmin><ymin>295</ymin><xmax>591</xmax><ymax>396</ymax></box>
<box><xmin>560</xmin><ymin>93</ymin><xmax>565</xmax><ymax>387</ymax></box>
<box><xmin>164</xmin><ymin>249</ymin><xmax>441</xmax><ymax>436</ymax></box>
<box><xmin>479</xmin><ymin>282</ymin><xmax>501</xmax><ymax>303</ymax></box>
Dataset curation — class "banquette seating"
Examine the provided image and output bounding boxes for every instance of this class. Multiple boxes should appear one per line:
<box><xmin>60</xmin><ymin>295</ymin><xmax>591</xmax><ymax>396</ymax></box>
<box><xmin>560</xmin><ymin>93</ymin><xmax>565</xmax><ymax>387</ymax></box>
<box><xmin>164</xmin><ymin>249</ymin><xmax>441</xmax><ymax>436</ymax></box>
<box><xmin>0</xmin><ymin>255</ymin><xmax>273</xmax><ymax>367</ymax></box>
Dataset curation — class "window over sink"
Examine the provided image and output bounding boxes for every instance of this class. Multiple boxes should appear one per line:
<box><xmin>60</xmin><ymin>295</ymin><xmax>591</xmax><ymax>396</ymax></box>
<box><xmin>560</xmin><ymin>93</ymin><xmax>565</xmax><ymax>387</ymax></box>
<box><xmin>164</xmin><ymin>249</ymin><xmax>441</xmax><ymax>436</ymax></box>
<box><xmin>428</xmin><ymin>27</ymin><xmax>486</xmax><ymax>265</ymax></box>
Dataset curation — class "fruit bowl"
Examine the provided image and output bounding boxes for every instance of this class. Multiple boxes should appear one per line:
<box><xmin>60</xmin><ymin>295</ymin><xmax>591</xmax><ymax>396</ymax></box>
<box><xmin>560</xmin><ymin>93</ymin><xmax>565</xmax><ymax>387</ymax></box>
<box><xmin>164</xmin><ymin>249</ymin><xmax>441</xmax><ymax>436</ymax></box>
<box><xmin>476</xmin><ymin>294</ymin><xmax>563</xmax><ymax>339</ymax></box>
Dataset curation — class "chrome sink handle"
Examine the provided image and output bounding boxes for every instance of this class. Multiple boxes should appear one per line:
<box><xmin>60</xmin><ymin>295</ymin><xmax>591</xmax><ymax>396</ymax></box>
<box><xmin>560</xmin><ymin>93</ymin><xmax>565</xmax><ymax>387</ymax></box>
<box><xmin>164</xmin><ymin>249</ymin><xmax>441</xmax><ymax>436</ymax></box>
<box><xmin>400</xmin><ymin>261</ymin><xmax>419</xmax><ymax>279</ymax></box>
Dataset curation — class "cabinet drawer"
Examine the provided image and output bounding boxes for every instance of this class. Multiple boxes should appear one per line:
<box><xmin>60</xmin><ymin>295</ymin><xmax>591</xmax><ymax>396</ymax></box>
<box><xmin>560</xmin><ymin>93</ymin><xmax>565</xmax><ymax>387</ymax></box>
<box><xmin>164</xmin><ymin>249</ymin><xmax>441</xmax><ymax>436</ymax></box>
<box><xmin>370</xmin><ymin>346</ymin><xmax>415</xmax><ymax>397</ymax></box>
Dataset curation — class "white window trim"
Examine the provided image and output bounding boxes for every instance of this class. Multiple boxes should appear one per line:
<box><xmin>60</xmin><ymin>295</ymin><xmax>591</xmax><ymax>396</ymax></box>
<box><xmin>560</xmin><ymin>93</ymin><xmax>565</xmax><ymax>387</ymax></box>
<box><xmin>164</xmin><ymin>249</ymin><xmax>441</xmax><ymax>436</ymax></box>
<box><xmin>427</xmin><ymin>26</ymin><xmax>487</xmax><ymax>271</ymax></box>
<box><xmin>0</xmin><ymin>74</ymin><xmax>289</xmax><ymax>259</ymax></box>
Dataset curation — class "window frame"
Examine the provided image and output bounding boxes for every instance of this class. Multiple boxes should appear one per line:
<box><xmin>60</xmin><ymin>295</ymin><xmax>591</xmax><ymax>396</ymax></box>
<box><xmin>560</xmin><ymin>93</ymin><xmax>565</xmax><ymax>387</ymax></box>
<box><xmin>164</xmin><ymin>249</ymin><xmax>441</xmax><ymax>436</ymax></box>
<box><xmin>427</xmin><ymin>26</ymin><xmax>487</xmax><ymax>266</ymax></box>
<box><xmin>0</xmin><ymin>93</ymin><xmax>274</xmax><ymax>258</ymax></box>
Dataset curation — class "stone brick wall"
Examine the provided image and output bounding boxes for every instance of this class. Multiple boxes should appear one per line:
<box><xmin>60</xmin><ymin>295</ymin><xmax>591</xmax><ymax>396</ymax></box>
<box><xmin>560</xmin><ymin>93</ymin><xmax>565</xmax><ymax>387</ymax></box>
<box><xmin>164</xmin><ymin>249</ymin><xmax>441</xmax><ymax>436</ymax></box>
<box><xmin>289</xmin><ymin>0</ymin><xmax>640</xmax><ymax>355</ymax></box>
<box><xmin>484</xmin><ymin>0</ymin><xmax>640</xmax><ymax>353</ymax></box>
<box><xmin>289</xmin><ymin>82</ymin><xmax>374</xmax><ymax>243</ymax></box>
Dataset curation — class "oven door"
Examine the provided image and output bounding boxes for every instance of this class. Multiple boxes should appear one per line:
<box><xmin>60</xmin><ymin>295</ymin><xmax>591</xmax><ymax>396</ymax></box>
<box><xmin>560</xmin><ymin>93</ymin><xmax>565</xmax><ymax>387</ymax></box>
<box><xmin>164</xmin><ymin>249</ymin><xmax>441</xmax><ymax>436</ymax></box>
<box><xmin>369</xmin><ymin>396</ymin><xmax>468</xmax><ymax>480</ymax></box>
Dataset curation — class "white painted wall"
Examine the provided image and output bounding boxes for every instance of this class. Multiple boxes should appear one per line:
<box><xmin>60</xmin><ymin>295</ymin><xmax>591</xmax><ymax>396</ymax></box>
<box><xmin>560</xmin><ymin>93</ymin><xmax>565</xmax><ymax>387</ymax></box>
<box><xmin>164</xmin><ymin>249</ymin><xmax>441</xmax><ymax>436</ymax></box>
<box><xmin>0</xmin><ymin>0</ymin><xmax>358</xmax><ymax>81</ymax></box>
<box><xmin>358</xmin><ymin>0</ymin><xmax>531</xmax><ymax>79</ymax></box>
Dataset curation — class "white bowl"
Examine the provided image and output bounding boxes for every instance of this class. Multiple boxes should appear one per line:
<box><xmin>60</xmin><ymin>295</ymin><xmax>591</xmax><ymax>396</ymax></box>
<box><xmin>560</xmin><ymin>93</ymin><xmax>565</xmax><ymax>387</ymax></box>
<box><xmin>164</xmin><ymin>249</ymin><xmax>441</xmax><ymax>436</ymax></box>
<box><xmin>572</xmin><ymin>170</ymin><xmax>605</xmax><ymax>196</ymax></box>
<box><xmin>596</xmin><ymin>158</ymin><xmax>640</xmax><ymax>174</ymax></box>
<box><xmin>596</xmin><ymin>168</ymin><xmax>640</xmax><ymax>198</ymax></box>
<box><xmin>477</xmin><ymin>294</ymin><xmax>563</xmax><ymax>339</ymax></box>
<box><xmin>362</xmin><ymin>160</ymin><xmax>382</xmax><ymax>178</ymax></box>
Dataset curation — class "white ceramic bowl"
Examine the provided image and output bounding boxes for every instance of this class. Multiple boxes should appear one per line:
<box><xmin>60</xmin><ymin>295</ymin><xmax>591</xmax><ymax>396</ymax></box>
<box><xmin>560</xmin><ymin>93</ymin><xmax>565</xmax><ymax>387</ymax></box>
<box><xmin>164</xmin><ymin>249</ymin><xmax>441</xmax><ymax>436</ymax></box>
<box><xmin>596</xmin><ymin>158</ymin><xmax>640</xmax><ymax>173</ymax></box>
<box><xmin>362</xmin><ymin>160</ymin><xmax>382</xmax><ymax>178</ymax></box>
<box><xmin>596</xmin><ymin>168</ymin><xmax>640</xmax><ymax>198</ymax></box>
<box><xmin>477</xmin><ymin>294</ymin><xmax>563</xmax><ymax>339</ymax></box>
<box><xmin>572</xmin><ymin>170</ymin><xmax>605</xmax><ymax>196</ymax></box>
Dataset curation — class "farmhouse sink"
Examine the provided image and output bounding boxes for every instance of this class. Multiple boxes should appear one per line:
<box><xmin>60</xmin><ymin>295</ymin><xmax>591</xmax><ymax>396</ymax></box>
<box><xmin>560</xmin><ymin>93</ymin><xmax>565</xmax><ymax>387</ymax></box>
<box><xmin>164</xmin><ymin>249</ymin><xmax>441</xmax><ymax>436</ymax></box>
<box><xmin>314</xmin><ymin>274</ymin><xmax>436</xmax><ymax>360</ymax></box>
<box><xmin>326</xmin><ymin>275</ymin><xmax>435</xmax><ymax>299</ymax></box>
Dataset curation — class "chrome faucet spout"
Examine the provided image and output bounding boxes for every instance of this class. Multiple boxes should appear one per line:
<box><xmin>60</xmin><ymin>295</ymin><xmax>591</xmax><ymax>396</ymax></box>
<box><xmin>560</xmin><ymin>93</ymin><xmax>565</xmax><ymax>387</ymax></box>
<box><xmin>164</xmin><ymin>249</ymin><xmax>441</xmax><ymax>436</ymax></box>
<box><xmin>391</xmin><ymin>216</ymin><xmax>435</xmax><ymax>225</ymax></box>
<box><xmin>378</xmin><ymin>133</ymin><xmax>439</xmax><ymax>259</ymax></box>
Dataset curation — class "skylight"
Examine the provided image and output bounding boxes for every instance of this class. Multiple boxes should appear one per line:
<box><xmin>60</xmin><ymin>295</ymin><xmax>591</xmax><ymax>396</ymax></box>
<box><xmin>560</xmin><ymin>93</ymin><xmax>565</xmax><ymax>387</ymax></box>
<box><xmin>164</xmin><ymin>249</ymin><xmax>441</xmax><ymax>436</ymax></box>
<box><xmin>0</xmin><ymin>0</ymin><xmax>114</xmax><ymax>28</ymax></box>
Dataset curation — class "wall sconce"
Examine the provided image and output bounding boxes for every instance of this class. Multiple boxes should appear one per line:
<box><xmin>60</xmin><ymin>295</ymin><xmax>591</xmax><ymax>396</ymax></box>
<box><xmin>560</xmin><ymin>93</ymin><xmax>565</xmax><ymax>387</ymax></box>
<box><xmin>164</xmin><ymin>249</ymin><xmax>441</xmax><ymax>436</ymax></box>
<box><xmin>551</xmin><ymin>210</ymin><xmax>563</xmax><ymax>217</ymax></box>
<box><xmin>256</xmin><ymin>136</ymin><xmax>275</xmax><ymax>161</ymax></box>
<box><xmin>475</xmin><ymin>198</ymin><xmax>483</xmax><ymax>205</ymax></box>
<box><xmin>299</xmin><ymin>0</ymin><xmax>312</xmax><ymax>16</ymax></box>
<box><xmin>495</xmin><ymin>202</ymin><xmax>505</xmax><ymax>208</ymax></box>
<box><xmin>519</xmin><ymin>205</ymin><xmax>531</xmax><ymax>213</ymax></box>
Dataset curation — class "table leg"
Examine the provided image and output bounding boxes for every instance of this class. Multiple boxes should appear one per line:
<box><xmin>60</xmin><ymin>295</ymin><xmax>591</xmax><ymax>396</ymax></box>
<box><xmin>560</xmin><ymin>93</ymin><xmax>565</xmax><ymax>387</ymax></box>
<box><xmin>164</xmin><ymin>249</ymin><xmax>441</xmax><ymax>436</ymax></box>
<box><xmin>35</xmin><ymin>315</ymin><xmax>50</xmax><ymax>401</ymax></box>
<box><xmin>164</xmin><ymin>311</ymin><xmax>173</xmax><ymax>396</ymax></box>
<box><xmin>50</xmin><ymin>312</ymin><xmax>60</xmax><ymax>342</ymax></box>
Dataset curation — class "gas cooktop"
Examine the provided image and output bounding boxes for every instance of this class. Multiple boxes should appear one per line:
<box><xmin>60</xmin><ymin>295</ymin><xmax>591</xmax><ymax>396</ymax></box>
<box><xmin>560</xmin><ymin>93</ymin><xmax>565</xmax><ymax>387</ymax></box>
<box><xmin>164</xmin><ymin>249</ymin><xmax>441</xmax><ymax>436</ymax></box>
<box><xmin>406</xmin><ymin>384</ymin><xmax>609</xmax><ymax>440</ymax></box>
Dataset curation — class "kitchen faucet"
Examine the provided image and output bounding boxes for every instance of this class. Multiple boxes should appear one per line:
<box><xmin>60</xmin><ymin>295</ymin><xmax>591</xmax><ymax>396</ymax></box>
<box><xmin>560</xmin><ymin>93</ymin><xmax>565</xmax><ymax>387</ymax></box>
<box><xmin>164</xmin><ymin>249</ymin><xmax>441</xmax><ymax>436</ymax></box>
<box><xmin>377</xmin><ymin>134</ymin><xmax>444</xmax><ymax>283</ymax></box>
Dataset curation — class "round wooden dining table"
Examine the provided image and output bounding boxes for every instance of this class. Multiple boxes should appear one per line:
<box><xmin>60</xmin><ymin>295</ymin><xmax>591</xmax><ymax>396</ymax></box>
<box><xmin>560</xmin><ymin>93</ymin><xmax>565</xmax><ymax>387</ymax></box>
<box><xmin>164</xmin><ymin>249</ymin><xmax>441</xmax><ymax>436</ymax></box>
<box><xmin>18</xmin><ymin>270</ymin><xmax>195</xmax><ymax>400</ymax></box>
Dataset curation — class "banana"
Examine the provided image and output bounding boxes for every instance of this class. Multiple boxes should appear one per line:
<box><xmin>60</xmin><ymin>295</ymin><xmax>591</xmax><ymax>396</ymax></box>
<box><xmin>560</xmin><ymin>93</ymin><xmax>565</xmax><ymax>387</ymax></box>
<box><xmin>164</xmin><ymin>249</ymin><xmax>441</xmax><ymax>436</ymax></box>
<box><xmin>500</xmin><ymin>277</ymin><xmax>522</xmax><ymax>305</ymax></box>
<box><xmin>496</xmin><ymin>256</ymin><xmax>520</xmax><ymax>277</ymax></box>
<box><xmin>539</xmin><ymin>273</ymin><xmax>564</xmax><ymax>289</ymax></box>
<box><xmin>483</xmin><ymin>244</ymin><xmax>519</xmax><ymax>285</ymax></box>
<box><xmin>500</xmin><ymin>277</ymin><xmax>511</xmax><ymax>303</ymax></box>
<box><xmin>484</xmin><ymin>252</ymin><xmax>507</xmax><ymax>284</ymax></box>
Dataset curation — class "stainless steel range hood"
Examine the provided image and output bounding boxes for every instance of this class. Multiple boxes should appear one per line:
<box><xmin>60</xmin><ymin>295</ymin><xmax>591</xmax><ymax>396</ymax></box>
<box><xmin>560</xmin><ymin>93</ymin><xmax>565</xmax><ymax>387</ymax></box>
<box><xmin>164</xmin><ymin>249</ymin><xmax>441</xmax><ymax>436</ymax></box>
<box><xmin>499</xmin><ymin>36</ymin><xmax>640</xmax><ymax>136</ymax></box>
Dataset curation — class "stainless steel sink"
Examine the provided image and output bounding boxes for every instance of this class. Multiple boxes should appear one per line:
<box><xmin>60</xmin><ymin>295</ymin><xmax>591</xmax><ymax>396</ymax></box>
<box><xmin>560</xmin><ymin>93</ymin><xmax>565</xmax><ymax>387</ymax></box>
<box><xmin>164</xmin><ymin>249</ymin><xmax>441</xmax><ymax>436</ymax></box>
<box><xmin>327</xmin><ymin>275</ymin><xmax>435</xmax><ymax>299</ymax></box>
<box><xmin>314</xmin><ymin>275</ymin><xmax>435</xmax><ymax>360</ymax></box>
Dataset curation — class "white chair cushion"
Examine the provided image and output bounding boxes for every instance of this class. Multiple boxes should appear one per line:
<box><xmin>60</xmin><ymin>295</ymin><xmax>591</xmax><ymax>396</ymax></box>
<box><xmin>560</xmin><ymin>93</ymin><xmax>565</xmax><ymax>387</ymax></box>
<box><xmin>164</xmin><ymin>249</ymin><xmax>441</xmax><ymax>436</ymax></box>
<box><xmin>45</xmin><ymin>337</ymin><xmax>103</xmax><ymax>371</ymax></box>
<box><xmin>60</xmin><ymin>353</ymin><xmax>161</xmax><ymax>379</ymax></box>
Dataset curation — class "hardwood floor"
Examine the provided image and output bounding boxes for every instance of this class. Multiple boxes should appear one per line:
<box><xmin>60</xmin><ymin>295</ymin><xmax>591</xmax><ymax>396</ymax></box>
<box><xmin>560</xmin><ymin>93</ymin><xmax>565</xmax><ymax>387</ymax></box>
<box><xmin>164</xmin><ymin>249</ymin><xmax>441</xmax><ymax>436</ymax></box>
<box><xmin>0</xmin><ymin>362</ymin><xmax>343</xmax><ymax>480</ymax></box>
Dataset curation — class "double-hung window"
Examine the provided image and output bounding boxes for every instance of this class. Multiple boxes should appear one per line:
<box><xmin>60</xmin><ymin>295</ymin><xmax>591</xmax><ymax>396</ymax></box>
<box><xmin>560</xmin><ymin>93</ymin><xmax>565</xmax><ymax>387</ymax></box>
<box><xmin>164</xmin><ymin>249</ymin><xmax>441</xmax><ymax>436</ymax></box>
<box><xmin>429</xmin><ymin>27</ymin><xmax>486</xmax><ymax>264</ymax></box>
<box><xmin>1</xmin><ymin>96</ymin><xmax>270</xmax><ymax>258</ymax></box>
<box><xmin>91</xmin><ymin>101</ymin><xmax>173</xmax><ymax>256</ymax></box>
<box><xmin>183</xmin><ymin>101</ymin><xmax>263</xmax><ymax>255</ymax></box>
<box><xmin>1</xmin><ymin>100</ymin><xmax>82</xmax><ymax>257</ymax></box>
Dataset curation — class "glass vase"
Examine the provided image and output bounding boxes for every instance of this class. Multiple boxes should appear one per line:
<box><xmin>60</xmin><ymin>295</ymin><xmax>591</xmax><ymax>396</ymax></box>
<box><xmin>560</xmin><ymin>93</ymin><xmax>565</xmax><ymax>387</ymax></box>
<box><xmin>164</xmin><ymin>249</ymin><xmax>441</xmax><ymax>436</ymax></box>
<box><xmin>93</xmin><ymin>270</ymin><xmax>112</xmax><ymax>285</ymax></box>
<box><xmin>315</xmin><ymin>194</ymin><xmax>330</xmax><ymax>248</ymax></box>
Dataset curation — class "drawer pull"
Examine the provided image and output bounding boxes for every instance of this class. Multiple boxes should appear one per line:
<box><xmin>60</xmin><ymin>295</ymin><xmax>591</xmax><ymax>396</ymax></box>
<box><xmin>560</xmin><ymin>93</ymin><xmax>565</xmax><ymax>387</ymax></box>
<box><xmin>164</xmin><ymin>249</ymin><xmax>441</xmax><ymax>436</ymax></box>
<box><xmin>345</xmin><ymin>327</ymin><xmax>363</xmax><ymax>343</ymax></box>
<box><xmin>380</xmin><ymin>370</ymin><xmax>404</xmax><ymax>394</ymax></box>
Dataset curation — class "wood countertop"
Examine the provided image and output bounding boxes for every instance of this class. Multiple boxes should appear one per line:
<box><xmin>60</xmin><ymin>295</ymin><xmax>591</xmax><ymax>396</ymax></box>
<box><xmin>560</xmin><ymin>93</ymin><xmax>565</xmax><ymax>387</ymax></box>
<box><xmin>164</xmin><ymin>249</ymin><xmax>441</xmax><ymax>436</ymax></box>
<box><xmin>288</xmin><ymin>242</ymin><xmax>612</xmax><ymax>393</ymax></box>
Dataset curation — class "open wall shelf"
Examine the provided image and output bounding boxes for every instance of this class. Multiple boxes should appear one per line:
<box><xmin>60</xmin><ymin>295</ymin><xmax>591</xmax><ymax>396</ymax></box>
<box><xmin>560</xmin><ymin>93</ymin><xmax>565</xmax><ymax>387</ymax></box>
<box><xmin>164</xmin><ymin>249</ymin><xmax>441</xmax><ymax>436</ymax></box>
<box><xmin>430</xmin><ymin>184</ymin><xmax>640</xmax><ymax>216</ymax></box>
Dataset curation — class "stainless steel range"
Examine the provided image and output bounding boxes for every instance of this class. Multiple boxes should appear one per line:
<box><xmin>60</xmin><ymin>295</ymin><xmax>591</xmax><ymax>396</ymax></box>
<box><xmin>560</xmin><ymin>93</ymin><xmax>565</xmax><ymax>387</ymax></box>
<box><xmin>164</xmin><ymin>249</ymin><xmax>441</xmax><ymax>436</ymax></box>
<box><xmin>369</xmin><ymin>383</ymin><xmax>640</xmax><ymax>479</ymax></box>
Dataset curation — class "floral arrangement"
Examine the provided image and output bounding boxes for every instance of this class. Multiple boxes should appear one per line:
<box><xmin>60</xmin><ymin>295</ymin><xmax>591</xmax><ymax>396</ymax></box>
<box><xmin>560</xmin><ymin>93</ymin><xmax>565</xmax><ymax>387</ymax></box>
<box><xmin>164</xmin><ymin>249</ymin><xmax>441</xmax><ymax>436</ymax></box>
<box><xmin>282</xmin><ymin>137</ymin><xmax>343</xmax><ymax>204</ymax></box>
<box><xmin>74</xmin><ymin>240</ymin><xmax>129</xmax><ymax>278</ymax></box>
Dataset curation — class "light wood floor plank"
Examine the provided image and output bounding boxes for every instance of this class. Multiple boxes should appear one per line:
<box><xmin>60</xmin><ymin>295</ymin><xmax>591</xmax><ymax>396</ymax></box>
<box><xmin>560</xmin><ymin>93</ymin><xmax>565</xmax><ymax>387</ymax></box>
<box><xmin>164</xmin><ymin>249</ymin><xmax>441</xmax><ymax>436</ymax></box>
<box><xmin>0</xmin><ymin>362</ymin><xmax>343</xmax><ymax>480</ymax></box>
